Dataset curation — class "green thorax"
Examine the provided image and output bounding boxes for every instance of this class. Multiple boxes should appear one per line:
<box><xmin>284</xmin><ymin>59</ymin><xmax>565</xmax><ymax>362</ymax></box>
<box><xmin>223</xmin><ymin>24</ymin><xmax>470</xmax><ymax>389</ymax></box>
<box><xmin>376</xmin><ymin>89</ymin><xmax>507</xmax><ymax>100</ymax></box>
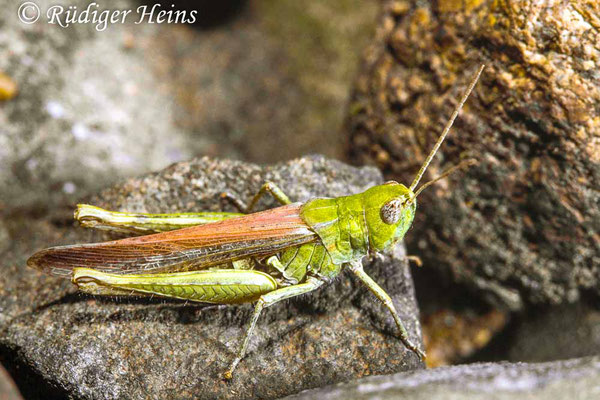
<box><xmin>299</xmin><ymin>182</ymin><xmax>416</xmax><ymax>264</ymax></box>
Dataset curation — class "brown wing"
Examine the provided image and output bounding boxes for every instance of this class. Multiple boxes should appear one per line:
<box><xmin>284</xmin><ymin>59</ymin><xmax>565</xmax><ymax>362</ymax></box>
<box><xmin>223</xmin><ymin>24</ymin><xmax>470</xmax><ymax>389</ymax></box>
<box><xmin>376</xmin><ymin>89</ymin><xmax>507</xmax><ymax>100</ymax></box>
<box><xmin>28</xmin><ymin>203</ymin><xmax>318</xmax><ymax>277</ymax></box>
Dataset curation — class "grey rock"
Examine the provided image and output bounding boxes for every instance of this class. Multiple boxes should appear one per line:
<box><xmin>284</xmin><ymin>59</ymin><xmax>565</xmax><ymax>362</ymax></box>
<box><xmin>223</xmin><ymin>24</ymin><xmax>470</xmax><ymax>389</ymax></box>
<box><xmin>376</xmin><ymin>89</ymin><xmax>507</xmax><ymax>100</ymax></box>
<box><xmin>287</xmin><ymin>356</ymin><xmax>600</xmax><ymax>400</ymax></box>
<box><xmin>1</xmin><ymin>0</ymin><xmax>193</xmax><ymax>210</ymax></box>
<box><xmin>0</xmin><ymin>156</ymin><xmax>424</xmax><ymax>400</ymax></box>
<box><xmin>507</xmin><ymin>303</ymin><xmax>600</xmax><ymax>362</ymax></box>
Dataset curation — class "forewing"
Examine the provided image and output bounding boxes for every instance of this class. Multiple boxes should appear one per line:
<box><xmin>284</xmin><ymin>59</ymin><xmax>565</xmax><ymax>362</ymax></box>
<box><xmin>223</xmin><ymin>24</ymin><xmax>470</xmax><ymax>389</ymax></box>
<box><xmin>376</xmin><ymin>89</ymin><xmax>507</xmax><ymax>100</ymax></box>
<box><xmin>28</xmin><ymin>203</ymin><xmax>318</xmax><ymax>277</ymax></box>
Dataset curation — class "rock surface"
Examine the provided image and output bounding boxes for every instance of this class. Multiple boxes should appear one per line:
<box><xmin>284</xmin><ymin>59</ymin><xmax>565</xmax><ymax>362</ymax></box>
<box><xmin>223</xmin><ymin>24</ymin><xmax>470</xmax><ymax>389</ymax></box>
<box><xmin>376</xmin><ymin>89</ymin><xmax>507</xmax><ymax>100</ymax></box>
<box><xmin>1</xmin><ymin>0</ymin><xmax>193</xmax><ymax>210</ymax></box>
<box><xmin>505</xmin><ymin>302</ymin><xmax>600</xmax><ymax>363</ymax></box>
<box><xmin>287</xmin><ymin>356</ymin><xmax>600</xmax><ymax>400</ymax></box>
<box><xmin>0</xmin><ymin>156</ymin><xmax>424</xmax><ymax>399</ymax></box>
<box><xmin>345</xmin><ymin>0</ymin><xmax>600</xmax><ymax>309</ymax></box>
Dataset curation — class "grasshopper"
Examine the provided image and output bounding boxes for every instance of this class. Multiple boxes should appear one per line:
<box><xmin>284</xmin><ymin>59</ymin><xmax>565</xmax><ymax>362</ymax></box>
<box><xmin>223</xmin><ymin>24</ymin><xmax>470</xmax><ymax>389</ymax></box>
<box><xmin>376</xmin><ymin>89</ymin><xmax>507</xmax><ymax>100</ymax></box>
<box><xmin>28</xmin><ymin>65</ymin><xmax>484</xmax><ymax>379</ymax></box>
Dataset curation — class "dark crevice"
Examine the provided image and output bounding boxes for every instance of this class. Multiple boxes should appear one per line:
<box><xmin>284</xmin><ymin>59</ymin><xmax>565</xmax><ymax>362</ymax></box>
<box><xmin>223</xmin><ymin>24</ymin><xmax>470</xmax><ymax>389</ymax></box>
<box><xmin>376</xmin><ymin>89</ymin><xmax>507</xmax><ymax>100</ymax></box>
<box><xmin>0</xmin><ymin>345</ymin><xmax>68</xmax><ymax>400</ymax></box>
<box><xmin>506</xmin><ymin>109</ymin><xmax>563</xmax><ymax>159</ymax></box>
<box><xmin>471</xmin><ymin>37</ymin><xmax>526</xmax><ymax>65</ymax></box>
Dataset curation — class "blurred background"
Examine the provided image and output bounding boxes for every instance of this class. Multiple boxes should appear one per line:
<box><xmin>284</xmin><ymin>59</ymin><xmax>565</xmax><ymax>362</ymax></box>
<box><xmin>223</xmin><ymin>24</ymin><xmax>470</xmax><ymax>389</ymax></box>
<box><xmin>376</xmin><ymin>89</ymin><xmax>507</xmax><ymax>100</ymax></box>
<box><xmin>1</xmin><ymin>0</ymin><xmax>599</xmax><ymax>399</ymax></box>
<box><xmin>1</xmin><ymin>0</ymin><xmax>377</xmax><ymax>211</ymax></box>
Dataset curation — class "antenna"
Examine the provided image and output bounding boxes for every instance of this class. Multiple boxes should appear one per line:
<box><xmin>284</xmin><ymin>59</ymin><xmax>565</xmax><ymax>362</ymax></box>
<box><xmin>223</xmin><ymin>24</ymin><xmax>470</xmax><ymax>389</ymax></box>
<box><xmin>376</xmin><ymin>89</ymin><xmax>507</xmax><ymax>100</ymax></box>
<box><xmin>413</xmin><ymin>158</ymin><xmax>477</xmax><ymax>198</ymax></box>
<box><xmin>409</xmin><ymin>64</ymin><xmax>485</xmax><ymax>192</ymax></box>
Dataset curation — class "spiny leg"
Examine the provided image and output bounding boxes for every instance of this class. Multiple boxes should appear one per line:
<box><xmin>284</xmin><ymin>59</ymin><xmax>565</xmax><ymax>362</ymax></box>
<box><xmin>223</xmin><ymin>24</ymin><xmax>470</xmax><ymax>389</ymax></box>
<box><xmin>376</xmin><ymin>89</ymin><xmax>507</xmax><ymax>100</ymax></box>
<box><xmin>78</xmin><ymin>181</ymin><xmax>291</xmax><ymax>234</ymax></box>
<box><xmin>72</xmin><ymin>268</ymin><xmax>279</xmax><ymax>304</ymax></box>
<box><xmin>347</xmin><ymin>260</ymin><xmax>425</xmax><ymax>360</ymax></box>
<box><xmin>223</xmin><ymin>277</ymin><xmax>323</xmax><ymax>380</ymax></box>
<box><xmin>246</xmin><ymin>182</ymin><xmax>292</xmax><ymax>211</ymax></box>
<box><xmin>221</xmin><ymin>182</ymin><xmax>292</xmax><ymax>214</ymax></box>
<box><xmin>74</xmin><ymin>204</ymin><xmax>243</xmax><ymax>235</ymax></box>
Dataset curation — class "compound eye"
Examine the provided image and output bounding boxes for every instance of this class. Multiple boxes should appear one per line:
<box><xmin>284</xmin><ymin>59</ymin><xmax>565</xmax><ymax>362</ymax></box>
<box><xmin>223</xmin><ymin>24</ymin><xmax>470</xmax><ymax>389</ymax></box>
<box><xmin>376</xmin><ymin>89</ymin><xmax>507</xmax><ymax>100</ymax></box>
<box><xmin>380</xmin><ymin>199</ymin><xmax>403</xmax><ymax>225</ymax></box>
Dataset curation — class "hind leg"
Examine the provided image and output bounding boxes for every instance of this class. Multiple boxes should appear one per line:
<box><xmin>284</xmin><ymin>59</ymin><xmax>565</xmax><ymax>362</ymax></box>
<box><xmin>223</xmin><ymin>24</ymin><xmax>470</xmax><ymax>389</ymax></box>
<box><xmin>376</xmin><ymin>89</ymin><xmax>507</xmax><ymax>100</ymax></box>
<box><xmin>74</xmin><ymin>204</ymin><xmax>243</xmax><ymax>235</ymax></box>
<box><xmin>224</xmin><ymin>277</ymin><xmax>324</xmax><ymax>379</ymax></box>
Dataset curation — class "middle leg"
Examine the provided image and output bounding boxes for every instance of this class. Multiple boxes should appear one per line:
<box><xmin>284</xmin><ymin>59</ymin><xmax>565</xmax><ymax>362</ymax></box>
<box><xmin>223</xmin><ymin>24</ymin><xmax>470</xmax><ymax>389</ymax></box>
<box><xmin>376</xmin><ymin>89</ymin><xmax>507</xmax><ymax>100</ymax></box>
<box><xmin>221</xmin><ymin>182</ymin><xmax>292</xmax><ymax>213</ymax></box>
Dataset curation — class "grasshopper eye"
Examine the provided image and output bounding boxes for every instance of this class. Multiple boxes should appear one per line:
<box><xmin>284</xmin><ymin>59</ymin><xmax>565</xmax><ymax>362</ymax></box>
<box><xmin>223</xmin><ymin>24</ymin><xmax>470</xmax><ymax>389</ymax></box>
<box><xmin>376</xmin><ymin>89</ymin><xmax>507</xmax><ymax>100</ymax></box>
<box><xmin>380</xmin><ymin>199</ymin><xmax>404</xmax><ymax>225</ymax></box>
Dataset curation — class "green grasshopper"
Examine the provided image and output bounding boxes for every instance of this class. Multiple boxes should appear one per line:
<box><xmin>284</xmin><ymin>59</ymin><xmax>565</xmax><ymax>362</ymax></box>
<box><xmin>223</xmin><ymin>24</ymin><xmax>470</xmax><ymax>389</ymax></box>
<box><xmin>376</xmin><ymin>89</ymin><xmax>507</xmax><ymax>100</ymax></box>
<box><xmin>28</xmin><ymin>65</ymin><xmax>484</xmax><ymax>380</ymax></box>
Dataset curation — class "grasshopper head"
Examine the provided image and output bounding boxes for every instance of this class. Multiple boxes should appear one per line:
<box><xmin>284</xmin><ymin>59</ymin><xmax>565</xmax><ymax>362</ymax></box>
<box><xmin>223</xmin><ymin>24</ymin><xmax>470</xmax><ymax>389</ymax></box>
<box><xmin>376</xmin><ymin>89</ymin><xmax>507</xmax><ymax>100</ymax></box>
<box><xmin>362</xmin><ymin>181</ymin><xmax>416</xmax><ymax>253</ymax></box>
<box><xmin>362</xmin><ymin>65</ymin><xmax>484</xmax><ymax>257</ymax></box>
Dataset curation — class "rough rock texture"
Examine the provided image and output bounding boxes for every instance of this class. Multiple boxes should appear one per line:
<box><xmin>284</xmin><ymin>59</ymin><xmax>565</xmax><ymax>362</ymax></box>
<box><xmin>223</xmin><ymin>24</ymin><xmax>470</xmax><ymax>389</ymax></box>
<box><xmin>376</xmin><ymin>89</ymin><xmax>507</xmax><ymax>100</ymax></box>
<box><xmin>1</xmin><ymin>0</ymin><xmax>376</xmax><ymax>211</ymax></box>
<box><xmin>287</xmin><ymin>356</ymin><xmax>600</xmax><ymax>400</ymax></box>
<box><xmin>0</xmin><ymin>156</ymin><xmax>424</xmax><ymax>400</ymax></box>
<box><xmin>346</xmin><ymin>0</ymin><xmax>600</xmax><ymax>309</ymax></box>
